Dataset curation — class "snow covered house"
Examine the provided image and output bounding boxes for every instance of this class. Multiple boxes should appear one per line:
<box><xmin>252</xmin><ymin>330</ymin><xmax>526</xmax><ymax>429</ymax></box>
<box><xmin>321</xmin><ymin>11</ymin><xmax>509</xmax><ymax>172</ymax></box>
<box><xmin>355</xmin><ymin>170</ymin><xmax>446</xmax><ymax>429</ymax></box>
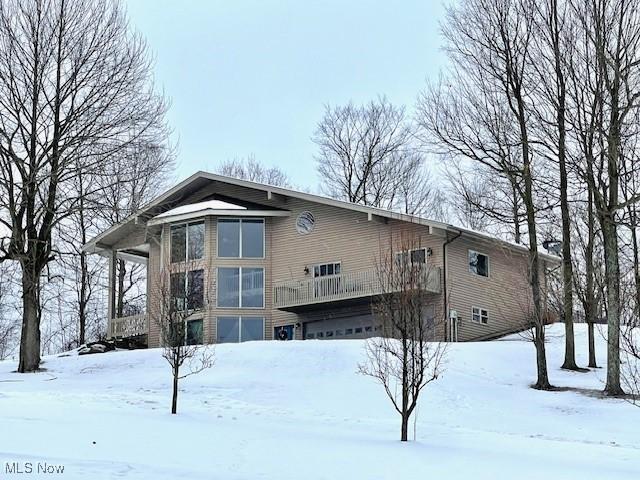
<box><xmin>83</xmin><ymin>172</ymin><xmax>559</xmax><ymax>347</ymax></box>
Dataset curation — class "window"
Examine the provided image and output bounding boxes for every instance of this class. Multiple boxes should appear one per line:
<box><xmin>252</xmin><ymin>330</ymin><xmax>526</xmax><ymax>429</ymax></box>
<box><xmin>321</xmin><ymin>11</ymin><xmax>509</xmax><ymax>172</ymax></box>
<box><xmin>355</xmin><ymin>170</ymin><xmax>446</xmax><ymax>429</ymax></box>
<box><xmin>307</xmin><ymin>332</ymin><xmax>315</xmax><ymax>339</ymax></box>
<box><xmin>171</xmin><ymin>222</ymin><xmax>204</xmax><ymax>263</ymax></box>
<box><xmin>469</xmin><ymin>250</ymin><xmax>489</xmax><ymax>277</ymax></box>
<box><xmin>186</xmin><ymin>319</ymin><xmax>203</xmax><ymax>345</ymax></box>
<box><xmin>313</xmin><ymin>262</ymin><xmax>341</xmax><ymax>277</ymax></box>
<box><xmin>217</xmin><ymin>316</ymin><xmax>265</xmax><ymax>343</ymax></box>
<box><xmin>170</xmin><ymin>269</ymin><xmax>204</xmax><ymax>311</ymax></box>
<box><xmin>335</xmin><ymin>329</ymin><xmax>343</xmax><ymax>336</ymax></box>
<box><xmin>345</xmin><ymin>328</ymin><xmax>353</xmax><ymax>335</ymax></box>
<box><xmin>395</xmin><ymin>248</ymin><xmax>427</xmax><ymax>267</ymax></box>
<box><xmin>472</xmin><ymin>307</ymin><xmax>489</xmax><ymax>325</ymax></box>
<box><xmin>218</xmin><ymin>219</ymin><xmax>264</xmax><ymax>258</ymax></box>
<box><xmin>217</xmin><ymin>267</ymin><xmax>264</xmax><ymax>308</ymax></box>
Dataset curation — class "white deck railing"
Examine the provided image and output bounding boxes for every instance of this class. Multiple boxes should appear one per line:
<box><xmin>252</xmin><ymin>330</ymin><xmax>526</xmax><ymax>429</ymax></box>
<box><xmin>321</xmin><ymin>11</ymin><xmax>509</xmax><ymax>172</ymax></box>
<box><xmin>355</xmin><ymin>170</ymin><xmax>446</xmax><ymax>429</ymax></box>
<box><xmin>108</xmin><ymin>313</ymin><xmax>148</xmax><ymax>338</ymax></box>
<box><xmin>273</xmin><ymin>267</ymin><xmax>441</xmax><ymax>309</ymax></box>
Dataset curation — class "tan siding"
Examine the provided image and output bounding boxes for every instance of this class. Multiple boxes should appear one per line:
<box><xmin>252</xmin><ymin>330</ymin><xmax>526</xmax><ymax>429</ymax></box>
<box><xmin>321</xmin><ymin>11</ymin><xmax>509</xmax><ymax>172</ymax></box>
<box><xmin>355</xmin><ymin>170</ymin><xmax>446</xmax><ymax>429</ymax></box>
<box><xmin>447</xmin><ymin>237</ymin><xmax>534</xmax><ymax>341</ymax></box>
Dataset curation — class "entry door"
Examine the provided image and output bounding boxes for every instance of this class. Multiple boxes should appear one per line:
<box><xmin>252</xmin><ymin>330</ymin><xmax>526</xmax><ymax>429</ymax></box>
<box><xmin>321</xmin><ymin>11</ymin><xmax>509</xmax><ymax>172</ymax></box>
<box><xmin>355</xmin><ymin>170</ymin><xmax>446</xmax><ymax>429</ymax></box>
<box><xmin>274</xmin><ymin>324</ymin><xmax>294</xmax><ymax>340</ymax></box>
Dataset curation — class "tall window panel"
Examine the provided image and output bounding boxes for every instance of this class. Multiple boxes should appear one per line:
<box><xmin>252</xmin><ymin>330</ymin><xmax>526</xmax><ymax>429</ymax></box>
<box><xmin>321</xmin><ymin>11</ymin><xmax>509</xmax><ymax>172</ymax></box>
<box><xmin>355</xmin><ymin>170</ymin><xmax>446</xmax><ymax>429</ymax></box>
<box><xmin>217</xmin><ymin>218</ymin><xmax>264</xmax><ymax>258</ymax></box>
<box><xmin>217</xmin><ymin>267</ymin><xmax>264</xmax><ymax>308</ymax></box>
<box><xmin>171</xmin><ymin>221</ymin><xmax>204</xmax><ymax>263</ymax></box>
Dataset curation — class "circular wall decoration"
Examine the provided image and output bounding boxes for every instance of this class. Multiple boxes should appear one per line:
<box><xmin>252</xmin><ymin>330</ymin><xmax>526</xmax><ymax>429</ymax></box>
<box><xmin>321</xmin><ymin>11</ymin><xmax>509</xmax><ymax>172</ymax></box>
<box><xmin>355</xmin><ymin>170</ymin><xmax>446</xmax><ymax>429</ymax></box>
<box><xmin>296</xmin><ymin>211</ymin><xmax>315</xmax><ymax>235</ymax></box>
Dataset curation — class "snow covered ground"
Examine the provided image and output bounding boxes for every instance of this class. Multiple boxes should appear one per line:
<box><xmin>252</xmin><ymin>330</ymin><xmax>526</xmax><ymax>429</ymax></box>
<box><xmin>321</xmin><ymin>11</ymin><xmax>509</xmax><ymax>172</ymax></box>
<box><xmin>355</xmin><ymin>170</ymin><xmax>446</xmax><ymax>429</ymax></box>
<box><xmin>0</xmin><ymin>324</ymin><xmax>638</xmax><ymax>480</ymax></box>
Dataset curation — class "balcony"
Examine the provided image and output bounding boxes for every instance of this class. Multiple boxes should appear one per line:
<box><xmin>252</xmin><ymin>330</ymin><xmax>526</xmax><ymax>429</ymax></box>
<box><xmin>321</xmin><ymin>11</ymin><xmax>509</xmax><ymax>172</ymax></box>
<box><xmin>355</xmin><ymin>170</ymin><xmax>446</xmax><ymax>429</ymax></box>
<box><xmin>108</xmin><ymin>313</ymin><xmax>148</xmax><ymax>338</ymax></box>
<box><xmin>273</xmin><ymin>267</ymin><xmax>441</xmax><ymax>311</ymax></box>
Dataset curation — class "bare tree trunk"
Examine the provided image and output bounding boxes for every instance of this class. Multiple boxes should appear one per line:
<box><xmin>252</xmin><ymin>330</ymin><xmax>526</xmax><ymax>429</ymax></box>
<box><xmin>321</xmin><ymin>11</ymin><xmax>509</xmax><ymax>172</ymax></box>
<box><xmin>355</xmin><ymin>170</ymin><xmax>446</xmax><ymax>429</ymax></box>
<box><xmin>171</xmin><ymin>367</ymin><xmax>179</xmax><ymax>415</ymax></box>
<box><xmin>18</xmin><ymin>264</ymin><xmax>41</xmax><ymax>372</ymax></box>
<box><xmin>602</xmin><ymin>217</ymin><xmax>623</xmax><ymax>394</ymax></box>
<box><xmin>585</xmin><ymin>188</ymin><xmax>598</xmax><ymax>368</ymax></box>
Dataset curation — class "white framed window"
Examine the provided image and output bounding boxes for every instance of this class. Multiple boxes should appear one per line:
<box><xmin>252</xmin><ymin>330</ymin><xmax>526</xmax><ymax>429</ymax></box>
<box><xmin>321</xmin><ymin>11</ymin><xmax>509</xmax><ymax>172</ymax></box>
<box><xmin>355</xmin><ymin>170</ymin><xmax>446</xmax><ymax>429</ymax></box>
<box><xmin>217</xmin><ymin>218</ymin><xmax>265</xmax><ymax>258</ymax></box>
<box><xmin>217</xmin><ymin>267</ymin><xmax>264</xmax><ymax>308</ymax></box>
<box><xmin>313</xmin><ymin>262</ymin><xmax>341</xmax><ymax>277</ymax></box>
<box><xmin>472</xmin><ymin>306</ymin><xmax>489</xmax><ymax>325</ymax></box>
<box><xmin>217</xmin><ymin>316</ymin><xmax>265</xmax><ymax>343</ymax></box>
<box><xmin>171</xmin><ymin>221</ymin><xmax>205</xmax><ymax>263</ymax></box>
<box><xmin>469</xmin><ymin>250</ymin><xmax>489</xmax><ymax>277</ymax></box>
<box><xmin>395</xmin><ymin>247</ymin><xmax>427</xmax><ymax>266</ymax></box>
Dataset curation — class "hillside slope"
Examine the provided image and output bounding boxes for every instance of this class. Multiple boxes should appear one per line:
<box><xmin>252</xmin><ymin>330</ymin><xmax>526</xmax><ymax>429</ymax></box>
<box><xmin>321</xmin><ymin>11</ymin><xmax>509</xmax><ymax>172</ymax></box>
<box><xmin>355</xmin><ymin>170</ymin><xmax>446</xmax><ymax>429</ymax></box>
<box><xmin>0</xmin><ymin>324</ymin><xmax>638</xmax><ymax>479</ymax></box>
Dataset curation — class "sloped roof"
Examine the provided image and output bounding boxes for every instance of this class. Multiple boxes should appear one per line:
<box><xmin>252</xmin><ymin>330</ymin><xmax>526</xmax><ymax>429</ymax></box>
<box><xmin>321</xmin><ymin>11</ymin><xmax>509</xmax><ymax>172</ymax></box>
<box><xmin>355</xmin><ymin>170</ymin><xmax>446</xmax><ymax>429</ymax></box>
<box><xmin>83</xmin><ymin>170</ymin><xmax>560</xmax><ymax>263</ymax></box>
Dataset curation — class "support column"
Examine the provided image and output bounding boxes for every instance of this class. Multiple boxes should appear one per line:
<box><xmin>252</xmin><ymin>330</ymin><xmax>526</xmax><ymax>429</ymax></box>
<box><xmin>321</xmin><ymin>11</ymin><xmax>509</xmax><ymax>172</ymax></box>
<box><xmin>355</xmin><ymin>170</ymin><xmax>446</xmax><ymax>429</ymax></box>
<box><xmin>107</xmin><ymin>249</ymin><xmax>117</xmax><ymax>321</ymax></box>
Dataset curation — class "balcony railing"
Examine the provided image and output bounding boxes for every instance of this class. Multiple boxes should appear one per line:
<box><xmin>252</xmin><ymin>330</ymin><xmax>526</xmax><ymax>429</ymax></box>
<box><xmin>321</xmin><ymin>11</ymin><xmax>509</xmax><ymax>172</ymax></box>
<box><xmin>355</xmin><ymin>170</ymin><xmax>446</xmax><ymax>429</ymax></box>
<box><xmin>108</xmin><ymin>313</ymin><xmax>148</xmax><ymax>338</ymax></box>
<box><xmin>273</xmin><ymin>267</ymin><xmax>441</xmax><ymax>309</ymax></box>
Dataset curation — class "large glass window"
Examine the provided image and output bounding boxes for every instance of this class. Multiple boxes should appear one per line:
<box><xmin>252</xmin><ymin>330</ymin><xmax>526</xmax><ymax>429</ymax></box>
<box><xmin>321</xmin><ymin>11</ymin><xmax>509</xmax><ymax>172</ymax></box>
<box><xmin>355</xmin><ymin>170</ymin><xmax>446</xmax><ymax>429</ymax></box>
<box><xmin>218</xmin><ymin>267</ymin><xmax>240</xmax><ymax>308</ymax></box>
<box><xmin>170</xmin><ymin>269</ymin><xmax>204</xmax><ymax>311</ymax></box>
<box><xmin>241</xmin><ymin>219</ymin><xmax>264</xmax><ymax>258</ymax></box>
<box><xmin>217</xmin><ymin>316</ymin><xmax>240</xmax><ymax>343</ymax></box>
<box><xmin>218</xmin><ymin>219</ymin><xmax>240</xmax><ymax>257</ymax></box>
<box><xmin>472</xmin><ymin>307</ymin><xmax>489</xmax><ymax>324</ymax></box>
<box><xmin>217</xmin><ymin>316</ymin><xmax>265</xmax><ymax>343</ymax></box>
<box><xmin>242</xmin><ymin>268</ymin><xmax>264</xmax><ymax>307</ymax></box>
<box><xmin>186</xmin><ymin>319</ymin><xmax>204</xmax><ymax>345</ymax></box>
<box><xmin>218</xmin><ymin>218</ymin><xmax>264</xmax><ymax>258</ymax></box>
<box><xmin>170</xmin><ymin>225</ymin><xmax>186</xmax><ymax>263</ymax></box>
<box><xmin>171</xmin><ymin>221</ymin><xmax>204</xmax><ymax>263</ymax></box>
<box><xmin>187</xmin><ymin>269</ymin><xmax>204</xmax><ymax>310</ymax></box>
<box><xmin>217</xmin><ymin>267</ymin><xmax>264</xmax><ymax>308</ymax></box>
<box><xmin>170</xmin><ymin>271</ymin><xmax>186</xmax><ymax>310</ymax></box>
<box><xmin>469</xmin><ymin>250</ymin><xmax>489</xmax><ymax>277</ymax></box>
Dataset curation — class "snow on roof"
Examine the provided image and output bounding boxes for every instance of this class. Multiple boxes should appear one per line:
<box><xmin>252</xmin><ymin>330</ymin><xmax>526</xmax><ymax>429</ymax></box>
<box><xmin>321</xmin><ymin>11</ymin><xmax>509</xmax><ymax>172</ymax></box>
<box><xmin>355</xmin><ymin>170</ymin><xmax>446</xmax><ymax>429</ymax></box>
<box><xmin>154</xmin><ymin>200</ymin><xmax>246</xmax><ymax>219</ymax></box>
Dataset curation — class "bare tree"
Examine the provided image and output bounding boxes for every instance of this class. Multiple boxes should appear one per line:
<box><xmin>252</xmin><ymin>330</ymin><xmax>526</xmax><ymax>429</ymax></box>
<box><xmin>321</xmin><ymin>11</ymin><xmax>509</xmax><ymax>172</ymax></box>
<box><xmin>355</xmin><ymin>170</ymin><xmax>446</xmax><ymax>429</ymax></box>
<box><xmin>217</xmin><ymin>155</ymin><xmax>291</xmax><ymax>187</ymax></box>
<box><xmin>418</xmin><ymin>0</ymin><xmax>552</xmax><ymax>389</ymax></box>
<box><xmin>151</xmin><ymin>259</ymin><xmax>214</xmax><ymax>414</ymax></box>
<box><xmin>359</xmin><ymin>232</ymin><xmax>446</xmax><ymax>442</ymax></box>
<box><xmin>0</xmin><ymin>263</ymin><xmax>19</xmax><ymax>359</ymax></box>
<box><xmin>314</xmin><ymin>97</ymin><xmax>442</xmax><ymax>216</ymax></box>
<box><xmin>0</xmin><ymin>0</ymin><xmax>170</xmax><ymax>371</ymax></box>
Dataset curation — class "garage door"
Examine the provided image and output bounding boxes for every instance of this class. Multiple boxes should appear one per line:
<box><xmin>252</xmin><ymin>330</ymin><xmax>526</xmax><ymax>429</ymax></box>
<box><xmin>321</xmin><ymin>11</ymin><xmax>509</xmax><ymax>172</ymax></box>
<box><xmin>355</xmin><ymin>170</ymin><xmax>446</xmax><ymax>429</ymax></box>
<box><xmin>304</xmin><ymin>314</ymin><xmax>376</xmax><ymax>340</ymax></box>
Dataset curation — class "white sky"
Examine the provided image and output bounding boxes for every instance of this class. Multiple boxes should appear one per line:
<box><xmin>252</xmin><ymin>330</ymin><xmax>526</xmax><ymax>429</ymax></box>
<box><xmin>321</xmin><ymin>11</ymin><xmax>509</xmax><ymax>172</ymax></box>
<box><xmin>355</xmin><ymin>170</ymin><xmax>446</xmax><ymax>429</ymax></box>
<box><xmin>125</xmin><ymin>1</ymin><xmax>447</xmax><ymax>191</ymax></box>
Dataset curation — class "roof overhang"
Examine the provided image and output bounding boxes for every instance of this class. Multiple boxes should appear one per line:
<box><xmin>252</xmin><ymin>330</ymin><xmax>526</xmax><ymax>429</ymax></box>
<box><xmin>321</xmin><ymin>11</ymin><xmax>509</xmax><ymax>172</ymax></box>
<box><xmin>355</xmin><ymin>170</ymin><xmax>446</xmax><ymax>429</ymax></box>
<box><xmin>147</xmin><ymin>208</ymin><xmax>290</xmax><ymax>227</ymax></box>
<box><xmin>82</xmin><ymin>170</ymin><xmax>561</xmax><ymax>264</ymax></box>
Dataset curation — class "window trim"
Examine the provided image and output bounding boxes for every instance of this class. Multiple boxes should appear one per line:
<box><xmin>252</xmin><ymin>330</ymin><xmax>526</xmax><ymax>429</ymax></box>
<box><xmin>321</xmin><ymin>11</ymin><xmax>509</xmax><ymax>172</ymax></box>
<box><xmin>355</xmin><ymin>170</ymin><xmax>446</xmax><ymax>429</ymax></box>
<box><xmin>216</xmin><ymin>315</ymin><xmax>265</xmax><ymax>343</ymax></box>
<box><xmin>468</xmin><ymin>249</ymin><xmax>490</xmax><ymax>278</ymax></box>
<box><xmin>471</xmin><ymin>306</ymin><xmax>489</xmax><ymax>325</ymax></box>
<box><xmin>313</xmin><ymin>261</ymin><xmax>342</xmax><ymax>278</ymax></box>
<box><xmin>216</xmin><ymin>217</ymin><xmax>266</xmax><ymax>259</ymax></box>
<box><xmin>170</xmin><ymin>220</ymin><xmax>205</xmax><ymax>264</ymax></box>
<box><xmin>216</xmin><ymin>266</ymin><xmax>265</xmax><ymax>309</ymax></box>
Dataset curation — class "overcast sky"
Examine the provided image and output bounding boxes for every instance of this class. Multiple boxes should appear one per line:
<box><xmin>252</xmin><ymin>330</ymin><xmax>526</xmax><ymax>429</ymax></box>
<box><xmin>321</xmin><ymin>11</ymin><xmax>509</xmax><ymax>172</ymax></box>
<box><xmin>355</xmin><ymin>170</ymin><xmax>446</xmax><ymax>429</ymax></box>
<box><xmin>125</xmin><ymin>1</ymin><xmax>447</xmax><ymax>190</ymax></box>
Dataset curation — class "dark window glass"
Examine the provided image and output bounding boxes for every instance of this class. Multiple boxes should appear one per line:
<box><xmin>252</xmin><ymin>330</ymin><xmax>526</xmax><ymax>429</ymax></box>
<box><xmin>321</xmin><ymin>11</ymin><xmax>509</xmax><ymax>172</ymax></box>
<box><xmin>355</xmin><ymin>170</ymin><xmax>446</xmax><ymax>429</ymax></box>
<box><xmin>188</xmin><ymin>269</ymin><xmax>204</xmax><ymax>310</ymax></box>
<box><xmin>345</xmin><ymin>328</ymin><xmax>353</xmax><ymax>335</ymax></box>
<box><xmin>335</xmin><ymin>329</ymin><xmax>343</xmax><ymax>336</ymax></box>
<box><xmin>241</xmin><ymin>219</ymin><xmax>264</xmax><ymax>258</ymax></box>
<box><xmin>411</xmin><ymin>248</ymin><xmax>426</xmax><ymax>264</ymax></box>
<box><xmin>218</xmin><ymin>268</ymin><xmax>240</xmax><ymax>307</ymax></box>
<box><xmin>307</xmin><ymin>333</ymin><xmax>315</xmax><ymax>339</ymax></box>
<box><xmin>241</xmin><ymin>268</ymin><xmax>264</xmax><ymax>308</ymax></box>
<box><xmin>317</xmin><ymin>332</ymin><xmax>324</xmax><ymax>338</ymax></box>
<box><xmin>320</xmin><ymin>264</ymin><xmax>327</xmax><ymax>276</ymax></box>
<box><xmin>327</xmin><ymin>264</ymin><xmax>334</xmax><ymax>275</ymax></box>
<box><xmin>326</xmin><ymin>331</ymin><xmax>334</xmax><ymax>337</ymax></box>
<box><xmin>186</xmin><ymin>319</ymin><xmax>203</xmax><ymax>345</ymax></box>
<box><xmin>171</xmin><ymin>225</ymin><xmax>186</xmax><ymax>263</ymax></box>
<box><xmin>469</xmin><ymin>251</ymin><xmax>489</xmax><ymax>277</ymax></box>
<box><xmin>218</xmin><ymin>219</ymin><xmax>240</xmax><ymax>257</ymax></box>
<box><xmin>241</xmin><ymin>317</ymin><xmax>264</xmax><ymax>341</ymax></box>
<box><xmin>364</xmin><ymin>326</ymin><xmax>372</xmax><ymax>332</ymax></box>
<box><xmin>355</xmin><ymin>327</ymin><xmax>363</xmax><ymax>334</ymax></box>
<box><xmin>334</xmin><ymin>263</ymin><xmax>341</xmax><ymax>274</ymax></box>
<box><xmin>188</xmin><ymin>222</ymin><xmax>205</xmax><ymax>260</ymax></box>
<box><xmin>217</xmin><ymin>316</ymin><xmax>240</xmax><ymax>343</ymax></box>
<box><xmin>314</xmin><ymin>266</ymin><xmax>320</xmax><ymax>276</ymax></box>
<box><xmin>170</xmin><ymin>272</ymin><xmax>186</xmax><ymax>310</ymax></box>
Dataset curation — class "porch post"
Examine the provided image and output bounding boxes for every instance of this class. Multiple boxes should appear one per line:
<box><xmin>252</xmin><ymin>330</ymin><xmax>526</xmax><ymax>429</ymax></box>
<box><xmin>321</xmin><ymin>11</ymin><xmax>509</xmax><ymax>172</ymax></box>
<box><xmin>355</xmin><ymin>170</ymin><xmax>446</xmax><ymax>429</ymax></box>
<box><xmin>107</xmin><ymin>249</ymin><xmax>117</xmax><ymax>321</ymax></box>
